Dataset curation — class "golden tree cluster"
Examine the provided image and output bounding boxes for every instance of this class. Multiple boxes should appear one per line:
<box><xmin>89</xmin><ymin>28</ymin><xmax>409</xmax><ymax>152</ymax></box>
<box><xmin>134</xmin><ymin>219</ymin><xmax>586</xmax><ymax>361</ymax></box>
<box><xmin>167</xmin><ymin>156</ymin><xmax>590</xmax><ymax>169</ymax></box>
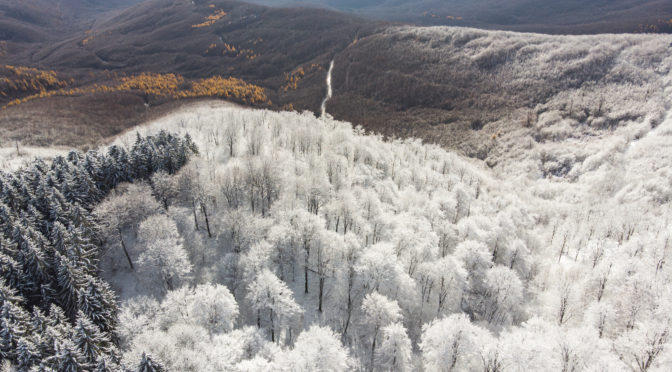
<box><xmin>192</xmin><ymin>9</ymin><xmax>227</xmax><ymax>28</ymax></box>
<box><xmin>282</xmin><ymin>64</ymin><xmax>321</xmax><ymax>92</ymax></box>
<box><xmin>283</xmin><ymin>68</ymin><xmax>305</xmax><ymax>92</ymax></box>
<box><xmin>117</xmin><ymin>73</ymin><xmax>185</xmax><ymax>95</ymax></box>
<box><xmin>82</xmin><ymin>30</ymin><xmax>94</xmax><ymax>46</ymax></box>
<box><xmin>205</xmin><ymin>42</ymin><xmax>256</xmax><ymax>59</ymax></box>
<box><xmin>0</xmin><ymin>65</ymin><xmax>70</xmax><ymax>96</ymax></box>
<box><xmin>180</xmin><ymin>76</ymin><xmax>268</xmax><ymax>104</ymax></box>
<box><xmin>2</xmin><ymin>71</ymin><xmax>268</xmax><ymax>108</ymax></box>
<box><xmin>637</xmin><ymin>18</ymin><xmax>672</xmax><ymax>33</ymax></box>
<box><xmin>205</xmin><ymin>43</ymin><xmax>218</xmax><ymax>54</ymax></box>
<box><xmin>222</xmin><ymin>43</ymin><xmax>237</xmax><ymax>54</ymax></box>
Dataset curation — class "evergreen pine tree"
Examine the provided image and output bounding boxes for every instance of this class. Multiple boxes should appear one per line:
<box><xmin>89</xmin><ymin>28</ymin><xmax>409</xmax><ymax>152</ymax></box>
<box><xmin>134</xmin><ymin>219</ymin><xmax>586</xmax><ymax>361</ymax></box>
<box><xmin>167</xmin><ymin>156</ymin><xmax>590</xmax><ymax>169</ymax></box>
<box><xmin>43</xmin><ymin>339</ymin><xmax>86</xmax><ymax>372</ymax></box>
<box><xmin>183</xmin><ymin>133</ymin><xmax>199</xmax><ymax>156</ymax></box>
<box><xmin>0</xmin><ymin>252</ymin><xmax>26</xmax><ymax>294</ymax></box>
<box><xmin>46</xmin><ymin>304</ymin><xmax>72</xmax><ymax>338</ymax></box>
<box><xmin>66</xmin><ymin>205</ymin><xmax>101</xmax><ymax>244</ymax></box>
<box><xmin>38</xmin><ymin>283</ymin><xmax>57</xmax><ymax>312</ymax></box>
<box><xmin>137</xmin><ymin>352</ymin><xmax>165</xmax><ymax>372</ymax></box>
<box><xmin>77</xmin><ymin>278</ymin><xmax>117</xmax><ymax>334</ymax></box>
<box><xmin>107</xmin><ymin>145</ymin><xmax>132</xmax><ymax>184</ymax></box>
<box><xmin>16</xmin><ymin>338</ymin><xmax>39</xmax><ymax>370</ymax></box>
<box><xmin>72</xmin><ymin>311</ymin><xmax>115</xmax><ymax>365</ymax></box>
<box><xmin>0</xmin><ymin>201</ymin><xmax>16</xmax><ymax>237</ymax></box>
<box><xmin>73</xmin><ymin>167</ymin><xmax>102</xmax><ymax>206</ymax></box>
<box><xmin>83</xmin><ymin>152</ymin><xmax>105</xmax><ymax>190</ymax></box>
<box><xmin>47</xmin><ymin>190</ymin><xmax>69</xmax><ymax>226</ymax></box>
<box><xmin>93</xmin><ymin>356</ymin><xmax>118</xmax><ymax>372</ymax></box>
<box><xmin>49</xmin><ymin>222</ymin><xmax>69</xmax><ymax>254</ymax></box>
<box><xmin>13</xmin><ymin>226</ymin><xmax>50</xmax><ymax>292</ymax></box>
<box><xmin>30</xmin><ymin>307</ymin><xmax>53</xmax><ymax>359</ymax></box>
<box><xmin>54</xmin><ymin>254</ymin><xmax>83</xmax><ymax>318</ymax></box>
<box><xmin>66</xmin><ymin>151</ymin><xmax>83</xmax><ymax>166</ymax></box>
<box><xmin>0</xmin><ymin>284</ymin><xmax>33</xmax><ymax>362</ymax></box>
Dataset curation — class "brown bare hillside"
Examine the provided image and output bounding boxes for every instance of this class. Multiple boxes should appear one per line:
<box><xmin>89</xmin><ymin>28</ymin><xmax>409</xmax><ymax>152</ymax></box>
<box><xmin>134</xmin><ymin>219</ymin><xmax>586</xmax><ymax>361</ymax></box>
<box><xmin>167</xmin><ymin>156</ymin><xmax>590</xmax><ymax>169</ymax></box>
<box><xmin>0</xmin><ymin>0</ymin><xmax>382</xmax><ymax>147</ymax></box>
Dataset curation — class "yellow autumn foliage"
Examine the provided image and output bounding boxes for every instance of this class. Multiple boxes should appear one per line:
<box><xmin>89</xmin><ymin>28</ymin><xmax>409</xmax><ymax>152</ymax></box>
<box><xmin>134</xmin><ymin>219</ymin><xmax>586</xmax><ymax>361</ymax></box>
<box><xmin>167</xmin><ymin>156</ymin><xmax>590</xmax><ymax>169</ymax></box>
<box><xmin>118</xmin><ymin>73</ymin><xmax>184</xmax><ymax>95</ymax></box>
<box><xmin>1</xmin><ymin>65</ymin><xmax>69</xmax><ymax>96</ymax></box>
<box><xmin>2</xmin><ymin>70</ymin><xmax>269</xmax><ymax>109</ymax></box>
<box><xmin>192</xmin><ymin>9</ymin><xmax>227</xmax><ymax>28</ymax></box>
<box><xmin>281</xmin><ymin>64</ymin><xmax>321</xmax><ymax>92</ymax></box>
<box><xmin>179</xmin><ymin>76</ymin><xmax>267</xmax><ymax>104</ymax></box>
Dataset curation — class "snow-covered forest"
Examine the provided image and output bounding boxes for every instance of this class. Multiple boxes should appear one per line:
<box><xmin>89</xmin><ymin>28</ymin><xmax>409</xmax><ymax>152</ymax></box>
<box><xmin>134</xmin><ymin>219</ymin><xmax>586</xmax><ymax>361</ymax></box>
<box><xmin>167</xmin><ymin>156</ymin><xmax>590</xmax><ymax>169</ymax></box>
<box><xmin>2</xmin><ymin>97</ymin><xmax>667</xmax><ymax>370</ymax></box>
<box><xmin>0</xmin><ymin>132</ymin><xmax>198</xmax><ymax>370</ymax></box>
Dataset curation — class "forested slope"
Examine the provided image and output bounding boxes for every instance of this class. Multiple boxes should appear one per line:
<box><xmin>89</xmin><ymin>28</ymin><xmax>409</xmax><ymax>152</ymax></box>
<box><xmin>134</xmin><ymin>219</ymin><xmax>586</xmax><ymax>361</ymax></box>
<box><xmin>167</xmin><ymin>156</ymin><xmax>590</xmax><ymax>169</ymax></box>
<box><xmin>49</xmin><ymin>102</ymin><xmax>669</xmax><ymax>370</ymax></box>
<box><xmin>0</xmin><ymin>132</ymin><xmax>197</xmax><ymax>370</ymax></box>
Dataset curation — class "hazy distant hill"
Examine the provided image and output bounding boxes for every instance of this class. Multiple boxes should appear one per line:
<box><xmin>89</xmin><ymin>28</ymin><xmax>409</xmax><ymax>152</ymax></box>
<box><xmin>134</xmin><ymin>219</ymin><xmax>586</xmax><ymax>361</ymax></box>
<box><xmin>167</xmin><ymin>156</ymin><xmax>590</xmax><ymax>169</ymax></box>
<box><xmin>246</xmin><ymin>0</ymin><xmax>672</xmax><ymax>33</ymax></box>
<box><xmin>0</xmin><ymin>0</ymin><xmax>142</xmax><ymax>42</ymax></box>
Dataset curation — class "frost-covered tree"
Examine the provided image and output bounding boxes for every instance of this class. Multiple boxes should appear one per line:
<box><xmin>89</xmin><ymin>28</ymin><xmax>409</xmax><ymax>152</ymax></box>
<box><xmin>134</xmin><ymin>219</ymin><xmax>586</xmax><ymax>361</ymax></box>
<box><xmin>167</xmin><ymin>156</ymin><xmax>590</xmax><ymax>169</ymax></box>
<box><xmin>614</xmin><ymin>320</ymin><xmax>670</xmax><ymax>372</ymax></box>
<box><xmin>481</xmin><ymin>266</ymin><xmax>524</xmax><ymax>325</ymax></box>
<box><xmin>246</xmin><ymin>269</ymin><xmax>302</xmax><ymax>343</ymax></box>
<box><xmin>275</xmin><ymin>326</ymin><xmax>351</xmax><ymax>372</ymax></box>
<box><xmin>150</xmin><ymin>171</ymin><xmax>179</xmax><ymax>210</ymax></box>
<box><xmin>361</xmin><ymin>292</ymin><xmax>402</xmax><ymax>371</ymax></box>
<box><xmin>187</xmin><ymin>283</ymin><xmax>238</xmax><ymax>335</ymax></box>
<box><xmin>376</xmin><ymin>322</ymin><xmax>412</xmax><ymax>372</ymax></box>
<box><xmin>420</xmin><ymin>314</ymin><xmax>482</xmax><ymax>372</ymax></box>
<box><xmin>135</xmin><ymin>215</ymin><xmax>192</xmax><ymax>295</ymax></box>
<box><xmin>95</xmin><ymin>183</ymin><xmax>161</xmax><ymax>270</ymax></box>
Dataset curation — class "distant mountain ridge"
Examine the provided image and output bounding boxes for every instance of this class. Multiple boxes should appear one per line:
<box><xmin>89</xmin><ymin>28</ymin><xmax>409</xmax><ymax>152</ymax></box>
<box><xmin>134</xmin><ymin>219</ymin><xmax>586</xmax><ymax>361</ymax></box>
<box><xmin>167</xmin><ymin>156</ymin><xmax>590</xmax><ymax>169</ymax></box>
<box><xmin>0</xmin><ymin>0</ymin><xmax>143</xmax><ymax>42</ymax></box>
<box><xmin>246</xmin><ymin>0</ymin><xmax>672</xmax><ymax>34</ymax></box>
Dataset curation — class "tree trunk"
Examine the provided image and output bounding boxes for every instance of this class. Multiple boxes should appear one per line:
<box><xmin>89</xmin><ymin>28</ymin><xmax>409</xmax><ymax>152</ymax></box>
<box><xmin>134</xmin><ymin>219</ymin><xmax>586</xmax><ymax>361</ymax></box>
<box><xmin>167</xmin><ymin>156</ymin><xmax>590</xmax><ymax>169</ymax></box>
<box><xmin>166</xmin><ymin>276</ymin><xmax>173</xmax><ymax>292</ymax></box>
<box><xmin>201</xmin><ymin>202</ymin><xmax>212</xmax><ymax>238</ymax></box>
<box><xmin>270</xmin><ymin>308</ymin><xmax>275</xmax><ymax>343</ymax></box>
<box><xmin>250</xmin><ymin>186</ymin><xmax>255</xmax><ymax>213</ymax></box>
<box><xmin>304</xmin><ymin>241</ymin><xmax>310</xmax><ymax>294</ymax></box>
<box><xmin>370</xmin><ymin>328</ymin><xmax>378</xmax><ymax>372</ymax></box>
<box><xmin>118</xmin><ymin>228</ymin><xmax>134</xmax><ymax>270</ymax></box>
<box><xmin>319</xmin><ymin>276</ymin><xmax>325</xmax><ymax>312</ymax></box>
<box><xmin>342</xmin><ymin>268</ymin><xmax>354</xmax><ymax>341</ymax></box>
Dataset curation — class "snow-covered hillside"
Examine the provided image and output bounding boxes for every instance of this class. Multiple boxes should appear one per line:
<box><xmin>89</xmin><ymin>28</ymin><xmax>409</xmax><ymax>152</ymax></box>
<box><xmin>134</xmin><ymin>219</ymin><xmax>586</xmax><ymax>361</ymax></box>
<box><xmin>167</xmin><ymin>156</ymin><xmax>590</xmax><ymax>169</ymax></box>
<box><xmin>335</xmin><ymin>26</ymin><xmax>672</xmax><ymax>177</ymax></box>
<box><xmin>93</xmin><ymin>97</ymin><xmax>672</xmax><ymax>371</ymax></box>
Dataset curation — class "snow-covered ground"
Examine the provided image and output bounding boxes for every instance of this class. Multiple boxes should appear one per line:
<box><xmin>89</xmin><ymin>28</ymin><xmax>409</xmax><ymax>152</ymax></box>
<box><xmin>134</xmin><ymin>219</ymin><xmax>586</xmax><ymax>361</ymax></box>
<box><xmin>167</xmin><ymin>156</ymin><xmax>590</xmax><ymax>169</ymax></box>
<box><xmin>0</xmin><ymin>145</ymin><xmax>69</xmax><ymax>171</ymax></box>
